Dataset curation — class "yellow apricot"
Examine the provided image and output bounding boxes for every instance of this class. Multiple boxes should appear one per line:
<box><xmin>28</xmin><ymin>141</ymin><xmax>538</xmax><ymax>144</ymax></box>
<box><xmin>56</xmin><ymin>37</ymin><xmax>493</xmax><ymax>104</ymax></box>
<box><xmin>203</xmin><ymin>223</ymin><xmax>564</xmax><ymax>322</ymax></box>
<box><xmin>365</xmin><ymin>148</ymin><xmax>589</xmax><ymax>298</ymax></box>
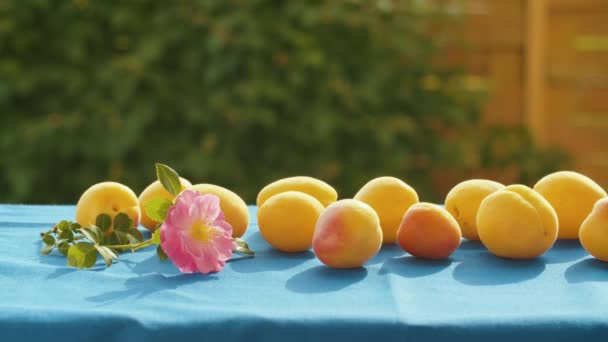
<box><xmin>445</xmin><ymin>179</ymin><xmax>505</xmax><ymax>240</ymax></box>
<box><xmin>257</xmin><ymin>191</ymin><xmax>324</xmax><ymax>252</ymax></box>
<box><xmin>354</xmin><ymin>176</ymin><xmax>418</xmax><ymax>243</ymax></box>
<box><xmin>76</xmin><ymin>182</ymin><xmax>140</xmax><ymax>231</ymax></box>
<box><xmin>189</xmin><ymin>183</ymin><xmax>250</xmax><ymax>238</ymax></box>
<box><xmin>534</xmin><ymin>171</ymin><xmax>607</xmax><ymax>239</ymax></box>
<box><xmin>477</xmin><ymin>184</ymin><xmax>558</xmax><ymax>259</ymax></box>
<box><xmin>138</xmin><ymin>178</ymin><xmax>192</xmax><ymax>231</ymax></box>
<box><xmin>257</xmin><ymin>176</ymin><xmax>337</xmax><ymax>207</ymax></box>
<box><xmin>397</xmin><ymin>203</ymin><xmax>461</xmax><ymax>259</ymax></box>
<box><xmin>579</xmin><ymin>197</ymin><xmax>608</xmax><ymax>262</ymax></box>
<box><xmin>313</xmin><ymin>199</ymin><xmax>382</xmax><ymax>268</ymax></box>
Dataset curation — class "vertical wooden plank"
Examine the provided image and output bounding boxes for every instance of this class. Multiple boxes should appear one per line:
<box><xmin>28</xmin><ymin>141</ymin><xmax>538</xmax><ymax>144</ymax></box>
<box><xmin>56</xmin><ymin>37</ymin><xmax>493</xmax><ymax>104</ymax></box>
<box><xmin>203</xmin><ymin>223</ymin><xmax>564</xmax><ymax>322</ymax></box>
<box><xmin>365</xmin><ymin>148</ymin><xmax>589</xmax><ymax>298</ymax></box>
<box><xmin>525</xmin><ymin>0</ymin><xmax>547</xmax><ymax>144</ymax></box>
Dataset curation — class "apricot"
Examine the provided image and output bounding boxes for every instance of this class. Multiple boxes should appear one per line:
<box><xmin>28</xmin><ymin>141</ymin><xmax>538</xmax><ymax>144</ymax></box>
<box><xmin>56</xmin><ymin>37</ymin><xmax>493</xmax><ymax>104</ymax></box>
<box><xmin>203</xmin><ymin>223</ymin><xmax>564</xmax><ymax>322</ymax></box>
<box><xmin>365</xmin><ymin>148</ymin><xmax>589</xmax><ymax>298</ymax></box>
<box><xmin>190</xmin><ymin>183</ymin><xmax>250</xmax><ymax>238</ymax></box>
<box><xmin>76</xmin><ymin>182</ymin><xmax>140</xmax><ymax>230</ymax></box>
<box><xmin>257</xmin><ymin>176</ymin><xmax>337</xmax><ymax>207</ymax></box>
<box><xmin>445</xmin><ymin>179</ymin><xmax>505</xmax><ymax>240</ymax></box>
<box><xmin>354</xmin><ymin>176</ymin><xmax>418</xmax><ymax>243</ymax></box>
<box><xmin>138</xmin><ymin>178</ymin><xmax>192</xmax><ymax>231</ymax></box>
<box><xmin>396</xmin><ymin>203</ymin><xmax>461</xmax><ymax>259</ymax></box>
<box><xmin>257</xmin><ymin>191</ymin><xmax>324</xmax><ymax>252</ymax></box>
<box><xmin>534</xmin><ymin>171</ymin><xmax>607</xmax><ymax>239</ymax></box>
<box><xmin>477</xmin><ymin>184</ymin><xmax>558</xmax><ymax>259</ymax></box>
<box><xmin>313</xmin><ymin>199</ymin><xmax>382</xmax><ymax>268</ymax></box>
<box><xmin>579</xmin><ymin>197</ymin><xmax>608</xmax><ymax>262</ymax></box>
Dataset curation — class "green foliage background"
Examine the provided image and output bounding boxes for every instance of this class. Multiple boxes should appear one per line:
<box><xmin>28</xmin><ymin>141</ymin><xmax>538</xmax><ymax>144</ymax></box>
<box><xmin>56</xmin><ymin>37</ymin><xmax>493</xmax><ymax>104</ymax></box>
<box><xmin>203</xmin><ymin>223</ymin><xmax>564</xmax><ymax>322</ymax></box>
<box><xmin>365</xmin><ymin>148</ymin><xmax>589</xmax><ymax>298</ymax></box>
<box><xmin>0</xmin><ymin>0</ymin><xmax>564</xmax><ymax>204</ymax></box>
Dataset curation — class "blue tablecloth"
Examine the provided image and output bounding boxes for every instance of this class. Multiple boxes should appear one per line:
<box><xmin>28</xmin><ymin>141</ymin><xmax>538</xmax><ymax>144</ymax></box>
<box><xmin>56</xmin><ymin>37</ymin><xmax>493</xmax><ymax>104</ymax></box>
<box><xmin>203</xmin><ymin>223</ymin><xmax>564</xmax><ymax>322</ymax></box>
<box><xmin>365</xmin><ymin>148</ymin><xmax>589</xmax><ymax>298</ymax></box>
<box><xmin>0</xmin><ymin>204</ymin><xmax>607</xmax><ymax>341</ymax></box>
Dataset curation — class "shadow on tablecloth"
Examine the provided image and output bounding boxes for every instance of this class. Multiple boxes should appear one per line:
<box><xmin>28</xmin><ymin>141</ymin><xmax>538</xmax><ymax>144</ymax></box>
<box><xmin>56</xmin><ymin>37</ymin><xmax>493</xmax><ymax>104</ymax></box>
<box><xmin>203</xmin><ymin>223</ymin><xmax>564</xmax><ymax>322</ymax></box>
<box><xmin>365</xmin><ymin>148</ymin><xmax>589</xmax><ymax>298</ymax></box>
<box><xmin>379</xmin><ymin>255</ymin><xmax>453</xmax><ymax>278</ymax></box>
<box><xmin>565</xmin><ymin>258</ymin><xmax>608</xmax><ymax>283</ymax></box>
<box><xmin>452</xmin><ymin>252</ymin><xmax>546</xmax><ymax>285</ymax></box>
<box><xmin>285</xmin><ymin>266</ymin><xmax>368</xmax><ymax>293</ymax></box>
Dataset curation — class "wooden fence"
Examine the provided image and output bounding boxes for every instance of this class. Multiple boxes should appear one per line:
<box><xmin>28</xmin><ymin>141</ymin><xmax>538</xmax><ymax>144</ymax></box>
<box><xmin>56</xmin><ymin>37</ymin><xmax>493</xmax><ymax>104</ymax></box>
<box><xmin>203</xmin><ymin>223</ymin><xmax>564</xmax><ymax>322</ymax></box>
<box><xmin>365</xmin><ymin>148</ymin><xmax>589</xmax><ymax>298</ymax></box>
<box><xmin>451</xmin><ymin>0</ymin><xmax>608</xmax><ymax>187</ymax></box>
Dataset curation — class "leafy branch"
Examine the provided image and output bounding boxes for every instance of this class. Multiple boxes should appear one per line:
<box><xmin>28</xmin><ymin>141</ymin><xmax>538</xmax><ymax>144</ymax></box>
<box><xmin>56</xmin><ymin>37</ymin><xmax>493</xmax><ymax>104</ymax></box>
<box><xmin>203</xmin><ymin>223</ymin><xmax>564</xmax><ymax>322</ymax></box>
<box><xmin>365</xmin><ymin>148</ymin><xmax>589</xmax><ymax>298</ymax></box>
<box><xmin>40</xmin><ymin>213</ymin><xmax>150</xmax><ymax>269</ymax></box>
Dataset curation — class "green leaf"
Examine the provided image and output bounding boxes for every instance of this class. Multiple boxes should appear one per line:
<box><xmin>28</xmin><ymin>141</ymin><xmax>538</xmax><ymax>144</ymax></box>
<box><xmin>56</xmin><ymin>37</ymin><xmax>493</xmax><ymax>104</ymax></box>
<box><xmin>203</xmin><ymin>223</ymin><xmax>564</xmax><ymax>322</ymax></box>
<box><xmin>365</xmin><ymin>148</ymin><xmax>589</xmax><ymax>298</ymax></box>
<box><xmin>96</xmin><ymin>246</ymin><xmax>118</xmax><ymax>267</ymax></box>
<box><xmin>98</xmin><ymin>250</ymin><xmax>112</xmax><ymax>267</ymax></box>
<box><xmin>95</xmin><ymin>214</ymin><xmax>112</xmax><ymax>233</ymax></box>
<box><xmin>70</xmin><ymin>223</ymin><xmax>81</xmax><ymax>230</ymax></box>
<box><xmin>101</xmin><ymin>232</ymin><xmax>112</xmax><ymax>245</ymax></box>
<box><xmin>79</xmin><ymin>227</ymin><xmax>101</xmax><ymax>244</ymax></box>
<box><xmin>91</xmin><ymin>226</ymin><xmax>104</xmax><ymax>242</ymax></box>
<box><xmin>57</xmin><ymin>241</ymin><xmax>70</xmax><ymax>256</ymax></box>
<box><xmin>58</xmin><ymin>229</ymin><xmax>74</xmax><ymax>241</ymax></box>
<box><xmin>108</xmin><ymin>231</ymin><xmax>129</xmax><ymax>245</ymax></box>
<box><xmin>128</xmin><ymin>228</ymin><xmax>144</xmax><ymax>243</ymax></box>
<box><xmin>144</xmin><ymin>198</ymin><xmax>173</xmax><ymax>223</ymax></box>
<box><xmin>57</xmin><ymin>221</ymin><xmax>71</xmax><ymax>231</ymax></box>
<box><xmin>155</xmin><ymin>163</ymin><xmax>181</xmax><ymax>196</ymax></box>
<box><xmin>113</xmin><ymin>213</ymin><xmax>133</xmax><ymax>232</ymax></box>
<box><xmin>40</xmin><ymin>245</ymin><xmax>55</xmax><ymax>255</ymax></box>
<box><xmin>104</xmin><ymin>247</ymin><xmax>119</xmax><ymax>259</ymax></box>
<box><xmin>42</xmin><ymin>234</ymin><xmax>55</xmax><ymax>246</ymax></box>
<box><xmin>126</xmin><ymin>233</ymin><xmax>140</xmax><ymax>245</ymax></box>
<box><xmin>67</xmin><ymin>242</ymin><xmax>98</xmax><ymax>269</ymax></box>
<box><xmin>156</xmin><ymin>245</ymin><xmax>168</xmax><ymax>261</ymax></box>
<box><xmin>152</xmin><ymin>229</ymin><xmax>161</xmax><ymax>245</ymax></box>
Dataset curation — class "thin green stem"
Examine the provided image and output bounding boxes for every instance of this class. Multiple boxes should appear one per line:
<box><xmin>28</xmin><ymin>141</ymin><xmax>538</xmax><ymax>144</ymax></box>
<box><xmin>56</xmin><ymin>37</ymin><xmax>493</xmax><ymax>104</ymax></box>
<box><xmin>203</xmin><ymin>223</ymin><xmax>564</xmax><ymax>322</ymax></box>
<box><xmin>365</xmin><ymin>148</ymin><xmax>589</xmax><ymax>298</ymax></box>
<box><xmin>40</xmin><ymin>227</ymin><xmax>56</xmax><ymax>237</ymax></box>
<box><xmin>103</xmin><ymin>238</ymin><xmax>155</xmax><ymax>251</ymax></box>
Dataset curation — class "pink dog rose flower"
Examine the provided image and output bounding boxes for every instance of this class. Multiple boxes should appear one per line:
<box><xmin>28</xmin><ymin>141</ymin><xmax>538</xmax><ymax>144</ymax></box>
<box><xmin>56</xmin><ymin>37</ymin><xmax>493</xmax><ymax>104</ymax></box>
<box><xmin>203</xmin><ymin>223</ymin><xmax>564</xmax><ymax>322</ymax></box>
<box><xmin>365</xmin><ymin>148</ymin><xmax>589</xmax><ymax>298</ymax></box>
<box><xmin>160</xmin><ymin>190</ymin><xmax>235</xmax><ymax>274</ymax></box>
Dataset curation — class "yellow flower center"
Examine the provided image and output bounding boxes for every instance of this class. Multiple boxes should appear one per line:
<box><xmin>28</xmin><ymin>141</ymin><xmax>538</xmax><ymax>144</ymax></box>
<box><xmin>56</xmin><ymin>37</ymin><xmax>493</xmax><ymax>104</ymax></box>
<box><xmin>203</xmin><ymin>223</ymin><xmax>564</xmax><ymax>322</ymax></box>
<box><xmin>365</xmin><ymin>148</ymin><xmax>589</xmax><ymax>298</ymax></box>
<box><xmin>190</xmin><ymin>221</ymin><xmax>215</xmax><ymax>243</ymax></box>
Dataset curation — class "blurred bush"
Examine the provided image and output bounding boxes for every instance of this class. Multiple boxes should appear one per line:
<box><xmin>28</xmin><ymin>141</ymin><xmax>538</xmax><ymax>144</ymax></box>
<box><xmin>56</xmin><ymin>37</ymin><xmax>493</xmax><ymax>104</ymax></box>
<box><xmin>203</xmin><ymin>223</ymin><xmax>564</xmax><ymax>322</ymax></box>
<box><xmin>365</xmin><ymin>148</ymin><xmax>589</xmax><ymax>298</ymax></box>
<box><xmin>0</xmin><ymin>0</ymin><xmax>565</xmax><ymax>204</ymax></box>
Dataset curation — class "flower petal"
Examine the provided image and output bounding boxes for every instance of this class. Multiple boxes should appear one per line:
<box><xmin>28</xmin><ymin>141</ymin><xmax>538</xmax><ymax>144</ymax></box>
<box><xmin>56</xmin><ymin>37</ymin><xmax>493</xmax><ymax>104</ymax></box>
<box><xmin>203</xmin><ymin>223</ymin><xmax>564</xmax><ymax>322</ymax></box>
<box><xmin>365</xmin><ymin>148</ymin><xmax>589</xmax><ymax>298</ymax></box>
<box><xmin>161</xmin><ymin>227</ymin><xmax>197</xmax><ymax>273</ymax></box>
<box><xmin>213</xmin><ymin>219</ymin><xmax>233</xmax><ymax>236</ymax></box>
<box><xmin>211</xmin><ymin>231</ymin><xmax>236</xmax><ymax>261</ymax></box>
<box><xmin>216</xmin><ymin>210</ymin><xmax>226</xmax><ymax>222</ymax></box>
<box><xmin>195</xmin><ymin>247</ymin><xmax>225</xmax><ymax>274</ymax></box>
<box><xmin>197</xmin><ymin>194</ymin><xmax>221</xmax><ymax>223</ymax></box>
<box><xmin>160</xmin><ymin>190</ymin><xmax>234</xmax><ymax>274</ymax></box>
<box><xmin>175</xmin><ymin>190</ymin><xmax>198</xmax><ymax>207</ymax></box>
<box><xmin>165</xmin><ymin>204</ymin><xmax>192</xmax><ymax>232</ymax></box>
<box><xmin>181</xmin><ymin>232</ymin><xmax>205</xmax><ymax>257</ymax></box>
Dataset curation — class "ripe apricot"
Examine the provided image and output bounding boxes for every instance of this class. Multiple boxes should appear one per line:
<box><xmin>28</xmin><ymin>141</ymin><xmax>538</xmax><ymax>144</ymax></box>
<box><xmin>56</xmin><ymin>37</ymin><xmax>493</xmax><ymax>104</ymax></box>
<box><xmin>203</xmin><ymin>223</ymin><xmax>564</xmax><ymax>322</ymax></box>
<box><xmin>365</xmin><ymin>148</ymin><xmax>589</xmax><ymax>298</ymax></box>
<box><xmin>579</xmin><ymin>197</ymin><xmax>608</xmax><ymax>262</ymax></box>
<box><xmin>354</xmin><ymin>176</ymin><xmax>418</xmax><ymax>243</ymax></box>
<box><xmin>397</xmin><ymin>203</ymin><xmax>461</xmax><ymax>259</ymax></box>
<box><xmin>313</xmin><ymin>199</ymin><xmax>382</xmax><ymax>268</ymax></box>
<box><xmin>257</xmin><ymin>176</ymin><xmax>337</xmax><ymax>207</ymax></box>
<box><xmin>257</xmin><ymin>191</ymin><xmax>324</xmax><ymax>252</ymax></box>
<box><xmin>477</xmin><ymin>185</ymin><xmax>558</xmax><ymax>259</ymax></box>
<box><xmin>76</xmin><ymin>182</ymin><xmax>140</xmax><ymax>230</ymax></box>
<box><xmin>534</xmin><ymin>171</ymin><xmax>606</xmax><ymax>239</ymax></box>
<box><xmin>445</xmin><ymin>179</ymin><xmax>505</xmax><ymax>240</ymax></box>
